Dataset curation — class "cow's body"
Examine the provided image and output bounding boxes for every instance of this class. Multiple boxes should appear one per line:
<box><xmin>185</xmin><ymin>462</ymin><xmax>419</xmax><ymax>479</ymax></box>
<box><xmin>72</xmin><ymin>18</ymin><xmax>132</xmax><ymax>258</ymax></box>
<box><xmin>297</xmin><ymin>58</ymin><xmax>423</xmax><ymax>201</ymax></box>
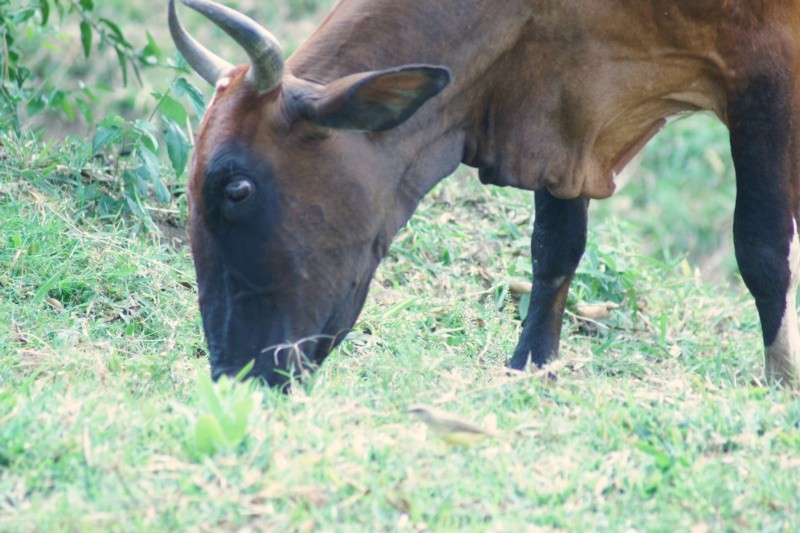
<box><xmin>169</xmin><ymin>0</ymin><xmax>800</xmax><ymax>387</ymax></box>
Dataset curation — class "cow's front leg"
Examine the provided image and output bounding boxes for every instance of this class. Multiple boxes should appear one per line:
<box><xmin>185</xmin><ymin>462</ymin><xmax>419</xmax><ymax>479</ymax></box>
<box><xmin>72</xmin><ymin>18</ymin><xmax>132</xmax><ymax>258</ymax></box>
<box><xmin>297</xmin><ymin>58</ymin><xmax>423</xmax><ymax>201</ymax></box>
<box><xmin>509</xmin><ymin>189</ymin><xmax>588</xmax><ymax>370</ymax></box>
<box><xmin>730</xmin><ymin>75</ymin><xmax>800</xmax><ymax>386</ymax></box>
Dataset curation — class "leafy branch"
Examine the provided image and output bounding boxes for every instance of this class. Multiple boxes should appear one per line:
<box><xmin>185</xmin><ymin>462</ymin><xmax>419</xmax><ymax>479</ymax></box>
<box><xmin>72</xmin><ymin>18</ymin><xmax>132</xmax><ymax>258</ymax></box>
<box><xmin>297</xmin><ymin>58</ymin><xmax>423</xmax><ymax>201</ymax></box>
<box><xmin>1</xmin><ymin>0</ymin><xmax>206</xmax><ymax>224</ymax></box>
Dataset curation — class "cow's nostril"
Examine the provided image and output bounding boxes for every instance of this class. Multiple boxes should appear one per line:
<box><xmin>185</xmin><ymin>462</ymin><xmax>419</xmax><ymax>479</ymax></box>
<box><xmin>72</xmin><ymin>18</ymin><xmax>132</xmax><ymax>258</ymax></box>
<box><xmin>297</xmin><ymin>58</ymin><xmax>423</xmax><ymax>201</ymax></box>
<box><xmin>224</xmin><ymin>179</ymin><xmax>254</xmax><ymax>203</ymax></box>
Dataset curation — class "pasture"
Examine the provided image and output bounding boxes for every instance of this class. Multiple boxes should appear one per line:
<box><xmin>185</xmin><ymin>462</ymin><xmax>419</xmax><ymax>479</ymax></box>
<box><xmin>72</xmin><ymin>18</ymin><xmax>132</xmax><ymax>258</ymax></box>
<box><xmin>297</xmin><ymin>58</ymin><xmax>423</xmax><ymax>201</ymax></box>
<box><xmin>2</xmin><ymin>0</ymin><xmax>800</xmax><ymax>530</ymax></box>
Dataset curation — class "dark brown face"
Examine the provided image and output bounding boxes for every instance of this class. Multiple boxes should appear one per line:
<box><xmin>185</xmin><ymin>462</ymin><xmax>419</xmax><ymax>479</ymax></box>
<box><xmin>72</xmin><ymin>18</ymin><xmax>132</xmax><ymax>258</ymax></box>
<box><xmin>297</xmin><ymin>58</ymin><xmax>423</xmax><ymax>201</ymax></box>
<box><xmin>191</xmin><ymin>141</ymin><xmax>384</xmax><ymax>387</ymax></box>
<box><xmin>187</xmin><ymin>67</ymin><xmax>449</xmax><ymax>387</ymax></box>
<box><xmin>169</xmin><ymin>0</ymin><xmax>449</xmax><ymax>387</ymax></box>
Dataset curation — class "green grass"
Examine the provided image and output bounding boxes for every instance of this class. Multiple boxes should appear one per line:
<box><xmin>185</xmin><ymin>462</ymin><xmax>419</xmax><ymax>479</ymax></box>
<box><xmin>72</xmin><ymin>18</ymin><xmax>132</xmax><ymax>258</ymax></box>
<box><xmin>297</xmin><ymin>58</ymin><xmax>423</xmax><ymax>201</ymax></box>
<box><xmin>3</xmin><ymin>0</ymin><xmax>800</xmax><ymax>529</ymax></box>
<box><xmin>3</xmin><ymin>117</ymin><xmax>800</xmax><ymax>530</ymax></box>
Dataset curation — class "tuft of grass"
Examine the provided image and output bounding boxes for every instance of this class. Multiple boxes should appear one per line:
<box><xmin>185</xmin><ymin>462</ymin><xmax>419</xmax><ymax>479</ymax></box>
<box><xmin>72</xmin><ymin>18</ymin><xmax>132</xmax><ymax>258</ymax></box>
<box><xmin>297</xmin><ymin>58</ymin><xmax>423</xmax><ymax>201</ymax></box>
<box><xmin>188</xmin><ymin>365</ymin><xmax>261</xmax><ymax>457</ymax></box>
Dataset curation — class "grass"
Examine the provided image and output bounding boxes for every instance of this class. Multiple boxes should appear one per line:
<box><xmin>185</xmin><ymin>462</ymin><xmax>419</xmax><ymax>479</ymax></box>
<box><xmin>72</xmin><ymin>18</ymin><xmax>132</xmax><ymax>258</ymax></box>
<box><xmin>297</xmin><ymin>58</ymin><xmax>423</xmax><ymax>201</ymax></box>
<box><xmin>3</xmin><ymin>0</ymin><xmax>800</xmax><ymax>530</ymax></box>
<box><xmin>3</xmin><ymin>119</ymin><xmax>800</xmax><ymax>530</ymax></box>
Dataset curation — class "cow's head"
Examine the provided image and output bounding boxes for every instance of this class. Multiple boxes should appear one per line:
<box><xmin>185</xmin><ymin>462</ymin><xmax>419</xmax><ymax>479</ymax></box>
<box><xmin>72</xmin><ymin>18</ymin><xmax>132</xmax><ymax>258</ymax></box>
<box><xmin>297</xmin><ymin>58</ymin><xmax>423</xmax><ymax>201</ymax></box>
<box><xmin>169</xmin><ymin>0</ymin><xmax>450</xmax><ymax>387</ymax></box>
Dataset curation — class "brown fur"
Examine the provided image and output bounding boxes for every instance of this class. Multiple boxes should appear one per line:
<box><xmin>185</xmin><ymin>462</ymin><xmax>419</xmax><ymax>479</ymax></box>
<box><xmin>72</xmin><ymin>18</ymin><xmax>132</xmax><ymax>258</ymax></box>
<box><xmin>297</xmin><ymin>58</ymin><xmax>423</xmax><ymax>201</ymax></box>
<box><xmin>180</xmin><ymin>0</ymin><xmax>800</xmax><ymax>385</ymax></box>
<box><xmin>190</xmin><ymin>1</ymin><xmax>800</xmax><ymax>202</ymax></box>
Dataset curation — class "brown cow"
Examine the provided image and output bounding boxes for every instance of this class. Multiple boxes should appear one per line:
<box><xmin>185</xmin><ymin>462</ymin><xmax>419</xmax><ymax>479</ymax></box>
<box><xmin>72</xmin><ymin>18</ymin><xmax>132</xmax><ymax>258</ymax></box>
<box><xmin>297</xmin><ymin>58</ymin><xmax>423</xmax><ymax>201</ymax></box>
<box><xmin>169</xmin><ymin>0</ymin><xmax>800</xmax><ymax>388</ymax></box>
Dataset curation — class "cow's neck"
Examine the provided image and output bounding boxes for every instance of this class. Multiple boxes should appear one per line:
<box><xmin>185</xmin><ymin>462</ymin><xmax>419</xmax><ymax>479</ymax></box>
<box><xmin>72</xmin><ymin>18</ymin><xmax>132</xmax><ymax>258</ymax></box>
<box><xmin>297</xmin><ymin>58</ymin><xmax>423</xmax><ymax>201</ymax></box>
<box><xmin>287</xmin><ymin>0</ymin><xmax>530</xmax><ymax>234</ymax></box>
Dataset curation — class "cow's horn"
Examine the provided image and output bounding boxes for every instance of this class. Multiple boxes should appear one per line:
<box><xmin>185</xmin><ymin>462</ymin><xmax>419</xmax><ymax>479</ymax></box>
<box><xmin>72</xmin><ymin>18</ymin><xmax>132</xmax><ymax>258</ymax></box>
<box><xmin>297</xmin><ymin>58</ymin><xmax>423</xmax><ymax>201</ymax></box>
<box><xmin>168</xmin><ymin>0</ymin><xmax>233</xmax><ymax>86</ymax></box>
<box><xmin>179</xmin><ymin>0</ymin><xmax>284</xmax><ymax>94</ymax></box>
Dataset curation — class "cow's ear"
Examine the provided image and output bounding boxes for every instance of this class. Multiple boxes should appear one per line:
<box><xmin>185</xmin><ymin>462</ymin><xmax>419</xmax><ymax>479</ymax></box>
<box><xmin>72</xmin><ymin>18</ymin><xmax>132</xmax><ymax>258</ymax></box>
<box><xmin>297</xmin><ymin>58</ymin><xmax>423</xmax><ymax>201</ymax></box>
<box><xmin>297</xmin><ymin>65</ymin><xmax>450</xmax><ymax>132</ymax></box>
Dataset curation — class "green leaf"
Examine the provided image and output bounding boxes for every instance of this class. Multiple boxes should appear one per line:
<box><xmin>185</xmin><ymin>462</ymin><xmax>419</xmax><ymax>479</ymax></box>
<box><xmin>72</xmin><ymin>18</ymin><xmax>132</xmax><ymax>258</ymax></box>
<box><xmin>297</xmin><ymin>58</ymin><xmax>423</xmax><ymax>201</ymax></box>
<box><xmin>218</xmin><ymin>394</ymin><xmax>252</xmax><ymax>446</ymax></box>
<box><xmin>133</xmin><ymin>120</ymin><xmax>158</xmax><ymax>152</ymax></box>
<box><xmin>92</xmin><ymin>125</ymin><xmax>120</xmax><ymax>154</ymax></box>
<box><xmin>115</xmin><ymin>49</ymin><xmax>128</xmax><ymax>86</ymax></box>
<box><xmin>76</xmin><ymin>99</ymin><xmax>93</xmax><ymax>124</ymax></box>
<box><xmin>125</xmin><ymin>167</ymin><xmax>149</xmax><ymax>197</ymax></box>
<box><xmin>123</xmin><ymin>189</ymin><xmax>147</xmax><ymax>218</ymax></box>
<box><xmin>79</xmin><ymin>0</ymin><xmax>94</xmax><ymax>10</ymax></box>
<box><xmin>51</xmin><ymin>90</ymin><xmax>75</xmax><ymax>121</ymax></box>
<box><xmin>194</xmin><ymin>414</ymin><xmax>228</xmax><ymax>455</ymax></box>
<box><xmin>158</xmin><ymin>94</ymin><xmax>188</xmax><ymax>124</ymax></box>
<box><xmin>99</xmin><ymin>18</ymin><xmax>131</xmax><ymax>48</ymax></box>
<box><xmin>226</xmin><ymin>397</ymin><xmax>253</xmax><ymax>444</ymax></box>
<box><xmin>27</xmin><ymin>95</ymin><xmax>46</xmax><ymax>117</ymax></box>
<box><xmin>98</xmin><ymin>113</ymin><xmax>126</xmax><ymax>128</ymax></box>
<box><xmin>142</xmin><ymin>31</ymin><xmax>162</xmax><ymax>64</ymax></box>
<box><xmin>234</xmin><ymin>360</ymin><xmax>255</xmax><ymax>382</ymax></box>
<box><xmin>79</xmin><ymin>21</ymin><xmax>92</xmax><ymax>58</ymax></box>
<box><xmin>153</xmin><ymin>177</ymin><xmax>171</xmax><ymax>204</ymax></box>
<box><xmin>138</xmin><ymin>145</ymin><xmax>160</xmax><ymax>182</ymax></box>
<box><xmin>163</xmin><ymin>118</ymin><xmax>189</xmax><ymax>176</ymax></box>
<box><xmin>81</xmin><ymin>84</ymin><xmax>99</xmax><ymax>104</ymax></box>
<box><xmin>12</xmin><ymin>8</ymin><xmax>37</xmax><ymax>24</ymax></box>
<box><xmin>38</xmin><ymin>0</ymin><xmax>49</xmax><ymax>25</ymax></box>
<box><xmin>59</xmin><ymin>97</ymin><xmax>75</xmax><ymax>121</ymax></box>
<box><xmin>196</xmin><ymin>373</ymin><xmax>226</xmax><ymax>422</ymax></box>
<box><xmin>172</xmin><ymin>78</ymin><xmax>206</xmax><ymax>117</ymax></box>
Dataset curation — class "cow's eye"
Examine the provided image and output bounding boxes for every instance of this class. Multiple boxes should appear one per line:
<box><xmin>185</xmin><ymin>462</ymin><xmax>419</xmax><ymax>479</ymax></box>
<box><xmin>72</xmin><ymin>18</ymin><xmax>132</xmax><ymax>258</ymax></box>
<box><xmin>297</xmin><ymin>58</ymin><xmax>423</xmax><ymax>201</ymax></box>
<box><xmin>224</xmin><ymin>179</ymin><xmax>254</xmax><ymax>203</ymax></box>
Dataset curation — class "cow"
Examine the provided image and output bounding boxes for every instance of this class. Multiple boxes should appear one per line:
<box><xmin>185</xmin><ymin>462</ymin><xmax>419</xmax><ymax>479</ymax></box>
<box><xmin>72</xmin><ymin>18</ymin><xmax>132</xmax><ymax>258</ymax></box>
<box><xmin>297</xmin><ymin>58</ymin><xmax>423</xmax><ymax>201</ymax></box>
<box><xmin>168</xmin><ymin>0</ymin><xmax>800</xmax><ymax>388</ymax></box>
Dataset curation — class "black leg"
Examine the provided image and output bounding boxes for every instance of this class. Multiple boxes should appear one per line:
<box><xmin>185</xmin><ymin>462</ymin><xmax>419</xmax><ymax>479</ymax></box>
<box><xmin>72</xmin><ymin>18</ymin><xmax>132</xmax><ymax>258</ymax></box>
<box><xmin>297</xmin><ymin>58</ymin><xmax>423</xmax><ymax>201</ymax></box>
<box><xmin>729</xmin><ymin>74</ymin><xmax>800</xmax><ymax>385</ymax></box>
<box><xmin>509</xmin><ymin>189</ymin><xmax>588</xmax><ymax>370</ymax></box>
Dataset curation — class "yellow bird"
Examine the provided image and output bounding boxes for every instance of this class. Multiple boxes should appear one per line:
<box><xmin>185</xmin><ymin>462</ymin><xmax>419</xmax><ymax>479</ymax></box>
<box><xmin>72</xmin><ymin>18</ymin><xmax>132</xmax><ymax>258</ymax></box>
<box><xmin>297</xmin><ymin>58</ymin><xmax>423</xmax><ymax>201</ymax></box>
<box><xmin>406</xmin><ymin>404</ymin><xmax>498</xmax><ymax>447</ymax></box>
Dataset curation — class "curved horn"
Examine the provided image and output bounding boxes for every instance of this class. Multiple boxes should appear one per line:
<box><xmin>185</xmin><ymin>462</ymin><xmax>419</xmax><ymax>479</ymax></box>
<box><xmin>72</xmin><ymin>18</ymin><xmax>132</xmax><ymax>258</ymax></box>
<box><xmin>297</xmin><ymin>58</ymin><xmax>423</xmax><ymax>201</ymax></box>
<box><xmin>180</xmin><ymin>0</ymin><xmax>285</xmax><ymax>95</ymax></box>
<box><xmin>168</xmin><ymin>0</ymin><xmax>233</xmax><ymax>86</ymax></box>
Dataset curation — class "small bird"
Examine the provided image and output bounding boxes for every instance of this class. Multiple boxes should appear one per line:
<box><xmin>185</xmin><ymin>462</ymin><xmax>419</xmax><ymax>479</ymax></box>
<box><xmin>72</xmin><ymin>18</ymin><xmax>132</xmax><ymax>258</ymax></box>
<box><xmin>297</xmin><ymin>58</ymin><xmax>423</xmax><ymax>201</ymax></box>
<box><xmin>406</xmin><ymin>404</ymin><xmax>498</xmax><ymax>447</ymax></box>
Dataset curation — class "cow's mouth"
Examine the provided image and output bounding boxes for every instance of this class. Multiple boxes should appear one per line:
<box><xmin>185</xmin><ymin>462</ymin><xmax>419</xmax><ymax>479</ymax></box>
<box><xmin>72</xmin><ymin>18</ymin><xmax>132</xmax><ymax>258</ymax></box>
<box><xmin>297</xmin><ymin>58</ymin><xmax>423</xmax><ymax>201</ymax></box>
<box><xmin>210</xmin><ymin>334</ymin><xmax>337</xmax><ymax>386</ymax></box>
